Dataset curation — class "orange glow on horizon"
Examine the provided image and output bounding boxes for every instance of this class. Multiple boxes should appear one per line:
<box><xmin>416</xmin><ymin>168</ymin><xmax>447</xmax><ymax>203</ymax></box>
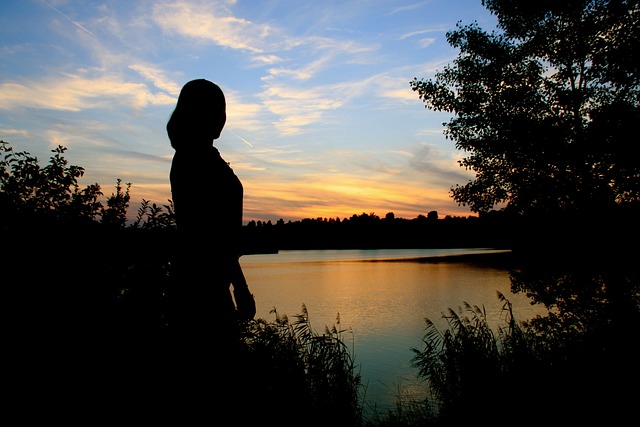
<box><xmin>105</xmin><ymin>168</ymin><xmax>476</xmax><ymax>224</ymax></box>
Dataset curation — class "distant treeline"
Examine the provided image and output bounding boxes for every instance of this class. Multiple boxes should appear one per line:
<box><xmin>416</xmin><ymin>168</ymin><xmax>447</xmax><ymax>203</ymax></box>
<box><xmin>242</xmin><ymin>205</ymin><xmax>639</xmax><ymax>259</ymax></box>
<box><xmin>242</xmin><ymin>210</ymin><xmax>514</xmax><ymax>253</ymax></box>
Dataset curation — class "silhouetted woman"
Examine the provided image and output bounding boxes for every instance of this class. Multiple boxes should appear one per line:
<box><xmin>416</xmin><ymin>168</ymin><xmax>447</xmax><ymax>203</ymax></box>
<box><xmin>167</xmin><ymin>79</ymin><xmax>255</xmax><ymax>349</ymax></box>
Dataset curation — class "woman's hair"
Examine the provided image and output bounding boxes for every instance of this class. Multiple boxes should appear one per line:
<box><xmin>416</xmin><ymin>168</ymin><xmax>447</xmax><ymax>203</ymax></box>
<box><xmin>167</xmin><ymin>79</ymin><xmax>226</xmax><ymax>150</ymax></box>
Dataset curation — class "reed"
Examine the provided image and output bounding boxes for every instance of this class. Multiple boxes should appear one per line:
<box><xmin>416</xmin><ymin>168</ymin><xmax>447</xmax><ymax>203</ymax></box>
<box><xmin>237</xmin><ymin>305</ymin><xmax>364</xmax><ymax>426</ymax></box>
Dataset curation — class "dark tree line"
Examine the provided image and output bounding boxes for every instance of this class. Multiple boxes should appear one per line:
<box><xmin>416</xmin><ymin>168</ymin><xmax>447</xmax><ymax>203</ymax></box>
<box><xmin>243</xmin><ymin>210</ymin><xmax>516</xmax><ymax>252</ymax></box>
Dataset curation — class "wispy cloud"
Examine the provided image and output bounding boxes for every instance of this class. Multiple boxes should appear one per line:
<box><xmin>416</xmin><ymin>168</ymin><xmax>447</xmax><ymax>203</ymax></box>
<box><xmin>399</xmin><ymin>27</ymin><xmax>446</xmax><ymax>40</ymax></box>
<box><xmin>151</xmin><ymin>0</ymin><xmax>276</xmax><ymax>53</ymax></box>
<box><xmin>251</xmin><ymin>55</ymin><xmax>284</xmax><ymax>65</ymax></box>
<box><xmin>388</xmin><ymin>1</ymin><xmax>433</xmax><ymax>16</ymax></box>
<box><xmin>407</xmin><ymin>143</ymin><xmax>473</xmax><ymax>185</ymax></box>
<box><xmin>418</xmin><ymin>38</ymin><xmax>437</xmax><ymax>48</ymax></box>
<box><xmin>0</xmin><ymin>127</ymin><xmax>29</xmax><ymax>137</ymax></box>
<box><xmin>0</xmin><ymin>73</ymin><xmax>176</xmax><ymax>112</ymax></box>
<box><xmin>258</xmin><ymin>83</ymin><xmax>345</xmax><ymax>135</ymax></box>
<box><xmin>129</xmin><ymin>64</ymin><xmax>181</xmax><ymax>95</ymax></box>
<box><xmin>223</xmin><ymin>89</ymin><xmax>269</xmax><ymax>135</ymax></box>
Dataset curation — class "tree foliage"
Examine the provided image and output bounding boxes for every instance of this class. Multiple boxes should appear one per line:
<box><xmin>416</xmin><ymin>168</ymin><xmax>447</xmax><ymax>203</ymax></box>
<box><xmin>100</xmin><ymin>178</ymin><xmax>131</xmax><ymax>228</ymax></box>
<box><xmin>0</xmin><ymin>141</ymin><xmax>103</xmax><ymax>222</ymax></box>
<box><xmin>411</xmin><ymin>0</ymin><xmax>640</xmax><ymax>215</ymax></box>
<box><xmin>0</xmin><ymin>140</ymin><xmax>174</xmax><ymax>229</ymax></box>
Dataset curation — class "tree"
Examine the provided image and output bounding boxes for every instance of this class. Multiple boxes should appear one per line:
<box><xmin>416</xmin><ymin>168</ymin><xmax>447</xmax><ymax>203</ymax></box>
<box><xmin>0</xmin><ymin>140</ymin><xmax>163</xmax><ymax>227</ymax></box>
<box><xmin>132</xmin><ymin>198</ymin><xmax>176</xmax><ymax>229</ymax></box>
<box><xmin>0</xmin><ymin>141</ymin><xmax>103</xmax><ymax>222</ymax></box>
<box><xmin>100</xmin><ymin>178</ymin><xmax>131</xmax><ymax>228</ymax></box>
<box><xmin>411</xmin><ymin>0</ymin><xmax>640</xmax><ymax>215</ymax></box>
<box><xmin>409</xmin><ymin>8</ymin><xmax>640</xmax><ymax>418</ymax></box>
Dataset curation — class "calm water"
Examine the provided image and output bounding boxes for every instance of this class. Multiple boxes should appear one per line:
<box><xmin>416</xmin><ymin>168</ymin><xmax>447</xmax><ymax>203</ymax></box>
<box><xmin>240</xmin><ymin>248</ymin><xmax>545</xmax><ymax>413</ymax></box>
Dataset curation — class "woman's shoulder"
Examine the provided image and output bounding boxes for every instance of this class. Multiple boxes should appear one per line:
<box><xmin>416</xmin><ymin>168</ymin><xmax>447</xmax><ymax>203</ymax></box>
<box><xmin>211</xmin><ymin>147</ymin><xmax>238</xmax><ymax>173</ymax></box>
<box><xmin>171</xmin><ymin>146</ymin><xmax>236</xmax><ymax>176</ymax></box>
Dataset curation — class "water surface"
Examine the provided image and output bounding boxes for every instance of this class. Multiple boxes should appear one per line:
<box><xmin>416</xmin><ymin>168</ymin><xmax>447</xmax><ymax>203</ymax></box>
<box><xmin>240</xmin><ymin>248</ymin><xmax>543</xmax><ymax>412</ymax></box>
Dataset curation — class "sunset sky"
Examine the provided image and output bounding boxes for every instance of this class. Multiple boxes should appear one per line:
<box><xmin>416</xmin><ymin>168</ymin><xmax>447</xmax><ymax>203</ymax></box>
<box><xmin>0</xmin><ymin>0</ymin><xmax>498</xmax><ymax>223</ymax></box>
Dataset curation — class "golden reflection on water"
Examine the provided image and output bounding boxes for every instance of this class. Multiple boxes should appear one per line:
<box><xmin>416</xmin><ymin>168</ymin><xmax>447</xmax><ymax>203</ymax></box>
<box><xmin>240</xmin><ymin>249</ymin><xmax>544</xmax><ymax>412</ymax></box>
<box><xmin>242</xmin><ymin>253</ymin><xmax>537</xmax><ymax>333</ymax></box>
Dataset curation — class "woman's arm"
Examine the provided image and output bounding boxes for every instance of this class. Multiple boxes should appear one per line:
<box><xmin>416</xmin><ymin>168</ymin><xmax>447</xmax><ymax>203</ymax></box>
<box><xmin>230</xmin><ymin>258</ymin><xmax>256</xmax><ymax>321</ymax></box>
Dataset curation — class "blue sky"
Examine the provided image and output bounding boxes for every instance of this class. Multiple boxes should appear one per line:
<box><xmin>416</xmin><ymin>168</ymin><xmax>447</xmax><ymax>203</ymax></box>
<box><xmin>0</xmin><ymin>0</ymin><xmax>498</xmax><ymax>223</ymax></box>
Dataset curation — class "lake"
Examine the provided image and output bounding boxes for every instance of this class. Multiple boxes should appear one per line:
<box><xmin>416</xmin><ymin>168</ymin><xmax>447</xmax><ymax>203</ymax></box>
<box><xmin>240</xmin><ymin>248</ymin><xmax>545</xmax><ymax>413</ymax></box>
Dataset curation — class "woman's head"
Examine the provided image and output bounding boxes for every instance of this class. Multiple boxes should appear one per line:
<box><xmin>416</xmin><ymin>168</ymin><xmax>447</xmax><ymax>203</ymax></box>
<box><xmin>167</xmin><ymin>79</ymin><xmax>226</xmax><ymax>150</ymax></box>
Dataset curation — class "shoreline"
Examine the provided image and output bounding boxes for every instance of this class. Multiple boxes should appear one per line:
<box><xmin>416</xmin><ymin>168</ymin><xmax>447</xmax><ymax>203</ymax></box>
<box><xmin>359</xmin><ymin>249</ymin><xmax>515</xmax><ymax>266</ymax></box>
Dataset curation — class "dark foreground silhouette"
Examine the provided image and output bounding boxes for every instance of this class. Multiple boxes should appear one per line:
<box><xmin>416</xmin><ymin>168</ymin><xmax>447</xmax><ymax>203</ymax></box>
<box><xmin>167</xmin><ymin>78</ymin><xmax>256</xmax><ymax>347</ymax></box>
<box><xmin>4</xmin><ymin>212</ymin><xmax>640</xmax><ymax>425</ymax></box>
<box><xmin>5</xmin><ymin>220</ymin><xmax>360</xmax><ymax>425</ymax></box>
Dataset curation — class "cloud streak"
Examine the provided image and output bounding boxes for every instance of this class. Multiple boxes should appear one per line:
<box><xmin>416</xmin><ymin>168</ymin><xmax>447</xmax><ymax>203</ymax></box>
<box><xmin>152</xmin><ymin>0</ymin><xmax>276</xmax><ymax>53</ymax></box>
<box><xmin>0</xmin><ymin>74</ymin><xmax>175</xmax><ymax>112</ymax></box>
<box><xmin>42</xmin><ymin>0</ymin><xmax>97</xmax><ymax>38</ymax></box>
